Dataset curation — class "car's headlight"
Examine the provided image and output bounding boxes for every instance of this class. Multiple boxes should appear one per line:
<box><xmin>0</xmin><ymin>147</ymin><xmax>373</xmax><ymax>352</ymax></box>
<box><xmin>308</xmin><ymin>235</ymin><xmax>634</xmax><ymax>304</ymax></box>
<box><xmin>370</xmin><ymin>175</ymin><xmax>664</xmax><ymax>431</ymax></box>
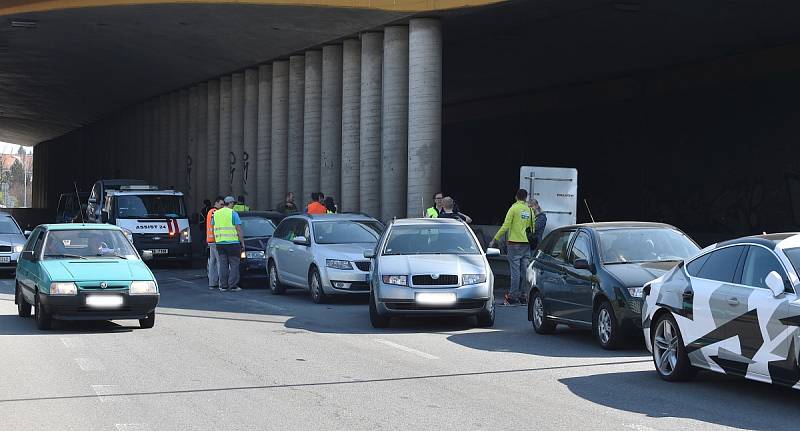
<box><xmin>462</xmin><ymin>274</ymin><xmax>487</xmax><ymax>286</ymax></box>
<box><xmin>14</xmin><ymin>244</ymin><xmax>23</xmax><ymax>253</ymax></box>
<box><xmin>50</xmin><ymin>282</ymin><xmax>77</xmax><ymax>296</ymax></box>
<box><xmin>245</xmin><ymin>250</ymin><xmax>265</xmax><ymax>259</ymax></box>
<box><xmin>627</xmin><ymin>287</ymin><xmax>644</xmax><ymax>298</ymax></box>
<box><xmin>122</xmin><ymin>228</ymin><xmax>134</xmax><ymax>243</ymax></box>
<box><xmin>382</xmin><ymin>275</ymin><xmax>407</xmax><ymax>286</ymax></box>
<box><xmin>326</xmin><ymin>259</ymin><xmax>352</xmax><ymax>270</ymax></box>
<box><xmin>180</xmin><ymin>227</ymin><xmax>191</xmax><ymax>244</ymax></box>
<box><xmin>130</xmin><ymin>280</ymin><xmax>158</xmax><ymax>295</ymax></box>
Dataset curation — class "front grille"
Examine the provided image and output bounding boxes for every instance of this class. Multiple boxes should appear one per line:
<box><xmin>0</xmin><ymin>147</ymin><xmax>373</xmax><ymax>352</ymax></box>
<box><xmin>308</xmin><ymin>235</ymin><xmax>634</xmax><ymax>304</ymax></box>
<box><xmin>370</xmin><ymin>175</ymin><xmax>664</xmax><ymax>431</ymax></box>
<box><xmin>0</xmin><ymin>245</ymin><xmax>11</xmax><ymax>253</ymax></box>
<box><xmin>348</xmin><ymin>282</ymin><xmax>369</xmax><ymax>291</ymax></box>
<box><xmin>412</xmin><ymin>274</ymin><xmax>458</xmax><ymax>286</ymax></box>
<box><xmin>354</xmin><ymin>261</ymin><xmax>371</xmax><ymax>272</ymax></box>
<box><xmin>385</xmin><ymin>299</ymin><xmax>485</xmax><ymax>310</ymax></box>
<box><xmin>135</xmin><ymin>234</ymin><xmax>178</xmax><ymax>244</ymax></box>
<box><xmin>80</xmin><ymin>285</ymin><xmax>127</xmax><ymax>291</ymax></box>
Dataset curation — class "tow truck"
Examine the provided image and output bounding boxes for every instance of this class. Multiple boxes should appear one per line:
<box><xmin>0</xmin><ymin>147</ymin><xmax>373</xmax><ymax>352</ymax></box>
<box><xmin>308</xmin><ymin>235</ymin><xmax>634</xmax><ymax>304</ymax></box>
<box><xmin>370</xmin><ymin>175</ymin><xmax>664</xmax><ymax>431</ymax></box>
<box><xmin>99</xmin><ymin>185</ymin><xmax>192</xmax><ymax>265</ymax></box>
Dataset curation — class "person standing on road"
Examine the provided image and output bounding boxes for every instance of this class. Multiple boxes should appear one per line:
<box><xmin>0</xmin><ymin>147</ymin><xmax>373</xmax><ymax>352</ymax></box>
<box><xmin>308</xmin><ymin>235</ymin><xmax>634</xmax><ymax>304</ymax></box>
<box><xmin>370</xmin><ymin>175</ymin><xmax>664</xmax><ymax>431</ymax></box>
<box><xmin>276</xmin><ymin>192</ymin><xmax>298</xmax><ymax>215</ymax></box>
<box><xmin>233</xmin><ymin>195</ymin><xmax>250</xmax><ymax>212</ymax></box>
<box><xmin>438</xmin><ymin>197</ymin><xmax>473</xmax><ymax>223</ymax></box>
<box><xmin>212</xmin><ymin>196</ymin><xmax>246</xmax><ymax>292</ymax></box>
<box><xmin>199</xmin><ymin>199</ymin><xmax>212</xmax><ymax>225</ymax></box>
<box><xmin>307</xmin><ymin>192</ymin><xmax>327</xmax><ymax>215</ymax></box>
<box><xmin>529</xmin><ymin>198</ymin><xmax>547</xmax><ymax>251</ymax></box>
<box><xmin>323</xmin><ymin>196</ymin><xmax>338</xmax><ymax>214</ymax></box>
<box><xmin>425</xmin><ymin>192</ymin><xmax>444</xmax><ymax>218</ymax></box>
<box><xmin>206</xmin><ymin>196</ymin><xmax>224</xmax><ymax>290</ymax></box>
<box><xmin>489</xmin><ymin>189</ymin><xmax>535</xmax><ymax>305</ymax></box>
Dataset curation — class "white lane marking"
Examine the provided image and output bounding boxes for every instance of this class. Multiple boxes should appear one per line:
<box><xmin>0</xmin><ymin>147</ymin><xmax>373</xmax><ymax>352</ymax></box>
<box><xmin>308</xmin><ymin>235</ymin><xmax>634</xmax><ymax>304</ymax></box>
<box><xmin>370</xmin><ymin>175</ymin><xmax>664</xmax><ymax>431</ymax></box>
<box><xmin>91</xmin><ymin>385</ymin><xmax>119</xmax><ymax>402</ymax></box>
<box><xmin>623</xmin><ymin>424</ymin><xmax>660</xmax><ymax>431</ymax></box>
<box><xmin>375</xmin><ymin>339</ymin><xmax>439</xmax><ymax>360</ymax></box>
<box><xmin>60</xmin><ymin>337</ymin><xmax>87</xmax><ymax>348</ymax></box>
<box><xmin>75</xmin><ymin>357</ymin><xmax>104</xmax><ymax>371</ymax></box>
<box><xmin>116</xmin><ymin>424</ymin><xmax>149</xmax><ymax>431</ymax></box>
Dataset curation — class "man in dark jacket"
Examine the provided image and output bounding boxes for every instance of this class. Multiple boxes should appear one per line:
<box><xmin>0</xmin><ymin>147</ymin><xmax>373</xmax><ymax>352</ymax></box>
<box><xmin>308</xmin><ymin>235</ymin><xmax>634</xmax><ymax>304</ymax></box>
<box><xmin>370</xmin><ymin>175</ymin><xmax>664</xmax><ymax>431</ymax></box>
<box><xmin>276</xmin><ymin>192</ymin><xmax>299</xmax><ymax>215</ymax></box>
<box><xmin>529</xmin><ymin>199</ymin><xmax>547</xmax><ymax>251</ymax></box>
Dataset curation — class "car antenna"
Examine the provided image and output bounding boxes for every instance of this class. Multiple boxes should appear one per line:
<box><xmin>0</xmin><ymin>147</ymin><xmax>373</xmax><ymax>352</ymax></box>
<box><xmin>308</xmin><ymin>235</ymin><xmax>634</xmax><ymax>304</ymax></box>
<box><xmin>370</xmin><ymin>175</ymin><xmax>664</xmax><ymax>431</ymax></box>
<box><xmin>583</xmin><ymin>198</ymin><xmax>596</xmax><ymax>223</ymax></box>
<box><xmin>74</xmin><ymin>182</ymin><xmax>86</xmax><ymax>224</ymax></box>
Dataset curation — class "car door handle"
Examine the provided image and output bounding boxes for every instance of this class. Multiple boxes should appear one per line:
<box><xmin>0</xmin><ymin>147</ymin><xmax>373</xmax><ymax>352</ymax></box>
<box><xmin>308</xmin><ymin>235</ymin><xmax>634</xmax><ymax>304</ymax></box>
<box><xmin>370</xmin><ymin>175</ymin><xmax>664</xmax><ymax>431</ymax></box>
<box><xmin>727</xmin><ymin>297</ymin><xmax>739</xmax><ymax>306</ymax></box>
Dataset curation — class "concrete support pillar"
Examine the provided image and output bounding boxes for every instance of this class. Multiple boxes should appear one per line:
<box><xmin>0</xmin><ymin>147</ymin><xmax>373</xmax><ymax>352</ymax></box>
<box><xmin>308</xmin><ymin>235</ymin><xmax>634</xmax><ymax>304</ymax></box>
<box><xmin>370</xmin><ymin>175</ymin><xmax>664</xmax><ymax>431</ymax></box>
<box><xmin>407</xmin><ymin>18</ymin><xmax>442</xmax><ymax>218</ymax></box>
<box><xmin>271</xmin><ymin>61</ymin><xmax>290</xmax><ymax>206</ymax></box>
<box><xmin>188</xmin><ymin>86</ymin><xmax>199</xmax><ymax>209</ymax></box>
<box><xmin>143</xmin><ymin>100</ymin><xmax>155</xmax><ymax>183</ymax></box>
<box><xmin>256</xmin><ymin>64</ymin><xmax>272</xmax><ymax>210</ymax></box>
<box><xmin>359</xmin><ymin>32</ymin><xmax>383</xmax><ymax>218</ymax></box>
<box><xmin>381</xmin><ymin>26</ymin><xmax>409</xmax><ymax>221</ymax></box>
<box><xmin>206</xmin><ymin>80</ymin><xmax>221</xmax><ymax>198</ymax></box>
<box><xmin>219</xmin><ymin>76</ymin><xmax>232</xmax><ymax>194</ymax></box>
<box><xmin>179</xmin><ymin>89</ymin><xmax>189</xmax><ymax>195</ymax></box>
<box><xmin>136</xmin><ymin>104</ymin><xmax>146</xmax><ymax>181</ymax></box>
<box><xmin>149</xmin><ymin>99</ymin><xmax>159</xmax><ymax>184</ymax></box>
<box><xmin>231</xmin><ymin>73</ymin><xmax>245</xmax><ymax>196</ymax></box>
<box><xmin>341</xmin><ymin>39</ymin><xmax>361</xmax><ymax>213</ymax></box>
<box><xmin>321</xmin><ymin>45</ymin><xmax>343</xmax><ymax>204</ymax></box>
<box><xmin>302</xmin><ymin>50</ymin><xmax>322</xmax><ymax>207</ymax></box>
<box><xmin>168</xmin><ymin>92</ymin><xmax>180</xmax><ymax>189</ymax></box>
<box><xmin>196</xmin><ymin>83</ymin><xmax>208</xmax><ymax>205</ymax></box>
<box><xmin>288</xmin><ymin>55</ymin><xmax>305</xmax><ymax>201</ymax></box>
<box><xmin>158</xmin><ymin>94</ymin><xmax>170</xmax><ymax>187</ymax></box>
<box><xmin>243</xmin><ymin>68</ymin><xmax>258</xmax><ymax>206</ymax></box>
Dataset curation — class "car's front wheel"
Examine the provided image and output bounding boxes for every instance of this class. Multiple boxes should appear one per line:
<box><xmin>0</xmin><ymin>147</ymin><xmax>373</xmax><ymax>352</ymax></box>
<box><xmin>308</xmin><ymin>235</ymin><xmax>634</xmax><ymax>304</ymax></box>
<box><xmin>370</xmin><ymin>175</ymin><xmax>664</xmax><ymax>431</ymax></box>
<box><xmin>652</xmin><ymin>313</ymin><xmax>696</xmax><ymax>381</ymax></box>
<box><xmin>139</xmin><ymin>312</ymin><xmax>156</xmax><ymax>329</ymax></box>
<box><xmin>369</xmin><ymin>291</ymin><xmax>390</xmax><ymax>328</ymax></box>
<box><xmin>16</xmin><ymin>283</ymin><xmax>31</xmax><ymax>318</ymax></box>
<box><xmin>594</xmin><ymin>300</ymin><xmax>622</xmax><ymax>349</ymax></box>
<box><xmin>268</xmin><ymin>261</ymin><xmax>285</xmax><ymax>295</ymax></box>
<box><xmin>476</xmin><ymin>300</ymin><xmax>495</xmax><ymax>328</ymax></box>
<box><xmin>531</xmin><ymin>290</ymin><xmax>556</xmax><ymax>334</ymax></box>
<box><xmin>309</xmin><ymin>268</ymin><xmax>327</xmax><ymax>304</ymax></box>
<box><xmin>35</xmin><ymin>293</ymin><xmax>52</xmax><ymax>330</ymax></box>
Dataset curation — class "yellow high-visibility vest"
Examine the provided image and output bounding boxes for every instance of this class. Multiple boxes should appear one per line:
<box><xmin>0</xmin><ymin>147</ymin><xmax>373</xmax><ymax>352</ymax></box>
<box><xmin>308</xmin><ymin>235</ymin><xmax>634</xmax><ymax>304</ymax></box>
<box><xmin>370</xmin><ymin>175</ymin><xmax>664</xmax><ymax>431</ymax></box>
<box><xmin>213</xmin><ymin>207</ymin><xmax>239</xmax><ymax>243</ymax></box>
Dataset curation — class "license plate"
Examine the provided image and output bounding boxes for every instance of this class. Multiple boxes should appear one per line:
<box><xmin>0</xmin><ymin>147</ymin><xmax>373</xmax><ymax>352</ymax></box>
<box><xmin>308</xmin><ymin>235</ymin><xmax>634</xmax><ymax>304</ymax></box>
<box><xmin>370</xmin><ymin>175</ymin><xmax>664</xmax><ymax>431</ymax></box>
<box><xmin>415</xmin><ymin>292</ymin><xmax>457</xmax><ymax>305</ymax></box>
<box><xmin>0</xmin><ymin>256</ymin><xmax>10</xmax><ymax>263</ymax></box>
<box><xmin>85</xmin><ymin>295</ymin><xmax>124</xmax><ymax>308</ymax></box>
<box><xmin>152</xmin><ymin>249</ymin><xmax>169</xmax><ymax>255</ymax></box>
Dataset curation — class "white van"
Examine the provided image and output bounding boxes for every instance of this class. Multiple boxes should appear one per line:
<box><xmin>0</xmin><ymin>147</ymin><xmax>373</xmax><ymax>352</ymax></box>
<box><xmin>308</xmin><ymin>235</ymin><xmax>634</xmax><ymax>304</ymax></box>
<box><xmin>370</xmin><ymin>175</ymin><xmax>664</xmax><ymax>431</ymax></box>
<box><xmin>101</xmin><ymin>185</ymin><xmax>192</xmax><ymax>265</ymax></box>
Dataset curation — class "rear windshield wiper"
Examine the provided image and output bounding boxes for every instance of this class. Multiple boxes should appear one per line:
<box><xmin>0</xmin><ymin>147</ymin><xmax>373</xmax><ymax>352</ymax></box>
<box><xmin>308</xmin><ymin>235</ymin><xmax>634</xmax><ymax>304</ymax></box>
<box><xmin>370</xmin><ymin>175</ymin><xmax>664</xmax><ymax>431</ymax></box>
<box><xmin>44</xmin><ymin>254</ymin><xmax>88</xmax><ymax>260</ymax></box>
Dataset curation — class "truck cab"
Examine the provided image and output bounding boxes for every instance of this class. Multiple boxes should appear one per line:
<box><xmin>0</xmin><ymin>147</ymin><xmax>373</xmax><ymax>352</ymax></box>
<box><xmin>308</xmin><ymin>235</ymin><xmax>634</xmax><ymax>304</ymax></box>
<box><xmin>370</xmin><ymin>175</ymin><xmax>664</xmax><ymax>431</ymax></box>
<box><xmin>101</xmin><ymin>185</ymin><xmax>192</xmax><ymax>265</ymax></box>
<box><xmin>86</xmin><ymin>179</ymin><xmax>148</xmax><ymax>223</ymax></box>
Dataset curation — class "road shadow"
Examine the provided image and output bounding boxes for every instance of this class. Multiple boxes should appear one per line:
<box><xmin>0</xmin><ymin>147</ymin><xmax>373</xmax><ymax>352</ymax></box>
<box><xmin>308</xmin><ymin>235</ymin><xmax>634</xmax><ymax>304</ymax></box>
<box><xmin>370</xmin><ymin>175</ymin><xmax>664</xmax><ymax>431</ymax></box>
<box><xmin>446</xmin><ymin>324</ymin><xmax>648</xmax><ymax>358</ymax></box>
<box><xmin>0</xmin><ymin>314</ymin><xmax>134</xmax><ymax>335</ymax></box>
<box><xmin>560</xmin><ymin>370</ymin><xmax>800</xmax><ymax>430</ymax></box>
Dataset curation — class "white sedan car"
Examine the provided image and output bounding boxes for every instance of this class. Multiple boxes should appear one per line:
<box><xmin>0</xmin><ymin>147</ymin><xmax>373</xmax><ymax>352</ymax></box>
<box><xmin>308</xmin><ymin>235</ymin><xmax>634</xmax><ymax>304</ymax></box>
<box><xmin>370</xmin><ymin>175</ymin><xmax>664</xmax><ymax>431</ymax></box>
<box><xmin>642</xmin><ymin>233</ymin><xmax>800</xmax><ymax>388</ymax></box>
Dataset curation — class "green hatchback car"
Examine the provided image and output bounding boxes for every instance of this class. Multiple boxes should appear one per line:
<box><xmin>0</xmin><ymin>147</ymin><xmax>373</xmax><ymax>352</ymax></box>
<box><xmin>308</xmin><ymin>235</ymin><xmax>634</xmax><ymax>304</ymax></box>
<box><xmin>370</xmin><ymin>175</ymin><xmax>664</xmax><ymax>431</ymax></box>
<box><xmin>13</xmin><ymin>224</ymin><xmax>160</xmax><ymax>330</ymax></box>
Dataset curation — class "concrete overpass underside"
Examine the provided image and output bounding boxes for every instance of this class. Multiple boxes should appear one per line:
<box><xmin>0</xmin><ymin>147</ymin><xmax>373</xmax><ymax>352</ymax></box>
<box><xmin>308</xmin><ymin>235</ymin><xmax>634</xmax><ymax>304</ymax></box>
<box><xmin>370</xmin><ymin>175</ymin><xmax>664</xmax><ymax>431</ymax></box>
<box><xmin>13</xmin><ymin>0</ymin><xmax>800</xmax><ymax>242</ymax></box>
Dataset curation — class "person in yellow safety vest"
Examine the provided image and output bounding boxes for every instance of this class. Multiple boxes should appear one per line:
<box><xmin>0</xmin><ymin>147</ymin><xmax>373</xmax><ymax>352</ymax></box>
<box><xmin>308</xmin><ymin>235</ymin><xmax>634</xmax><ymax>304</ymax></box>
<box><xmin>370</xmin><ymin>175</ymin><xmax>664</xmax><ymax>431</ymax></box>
<box><xmin>233</xmin><ymin>195</ymin><xmax>250</xmax><ymax>212</ymax></box>
<box><xmin>206</xmin><ymin>196</ymin><xmax>225</xmax><ymax>290</ymax></box>
<box><xmin>489</xmin><ymin>189</ymin><xmax>535</xmax><ymax>306</ymax></box>
<box><xmin>212</xmin><ymin>196</ymin><xmax>246</xmax><ymax>292</ymax></box>
<box><xmin>425</xmin><ymin>192</ymin><xmax>444</xmax><ymax>218</ymax></box>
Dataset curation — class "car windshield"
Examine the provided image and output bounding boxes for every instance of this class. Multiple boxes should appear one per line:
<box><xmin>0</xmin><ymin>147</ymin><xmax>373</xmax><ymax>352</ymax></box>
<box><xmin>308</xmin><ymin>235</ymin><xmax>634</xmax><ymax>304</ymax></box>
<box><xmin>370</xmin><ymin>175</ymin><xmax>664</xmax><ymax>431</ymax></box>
<box><xmin>784</xmin><ymin>248</ymin><xmax>800</xmax><ymax>276</ymax></box>
<box><xmin>598</xmin><ymin>228</ymin><xmax>699</xmax><ymax>264</ymax></box>
<box><xmin>0</xmin><ymin>217</ymin><xmax>21</xmax><ymax>235</ymax></box>
<box><xmin>241</xmin><ymin>217</ymin><xmax>277</xmax><ymax>237</ymax></box>
<box><xmin>43</xmin><ymin>229</ymin><xmax>138</xmax><ymax>260</ymax></box>
<box><xmin>384</xmin><ymin>224</ymin><xmax>480</xmax><ymax>255</ymax></box>
<box><xmin>313</xmin><ymin>220</ymin><xmax>382</xmax><ymax>244</ymax></box>
<box><xmin>116</xmin><ymin>195</ymin><xmax>186</xmax><ymax>219</ymax></box>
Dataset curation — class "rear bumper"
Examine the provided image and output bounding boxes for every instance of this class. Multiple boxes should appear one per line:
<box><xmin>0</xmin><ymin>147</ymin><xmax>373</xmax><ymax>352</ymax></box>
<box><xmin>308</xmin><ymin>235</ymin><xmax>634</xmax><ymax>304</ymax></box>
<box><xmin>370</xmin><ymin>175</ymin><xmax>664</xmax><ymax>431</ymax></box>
<box><xmin>39</xmin><ymin>292</ymin><xmax>159</xmax><ymax>321</ymax></box>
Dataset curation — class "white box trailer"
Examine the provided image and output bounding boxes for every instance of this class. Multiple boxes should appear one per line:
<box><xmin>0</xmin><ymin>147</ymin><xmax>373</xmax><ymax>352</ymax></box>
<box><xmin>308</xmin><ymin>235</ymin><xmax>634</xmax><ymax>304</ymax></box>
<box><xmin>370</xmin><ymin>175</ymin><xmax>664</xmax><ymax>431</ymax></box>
<box><xmin>519</xmin><ymin>166</ymin><xmax>578</xmax><ymax>236</ymax></box>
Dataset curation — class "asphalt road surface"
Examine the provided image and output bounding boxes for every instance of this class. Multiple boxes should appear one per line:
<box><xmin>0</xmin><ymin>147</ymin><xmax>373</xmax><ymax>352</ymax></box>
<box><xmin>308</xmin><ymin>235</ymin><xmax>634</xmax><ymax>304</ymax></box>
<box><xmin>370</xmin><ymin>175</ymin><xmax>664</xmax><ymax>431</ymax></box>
<box><xmin>1</xmin><ymin>268</ymin><xmax>797</xmax><ymax>431</ymax></box>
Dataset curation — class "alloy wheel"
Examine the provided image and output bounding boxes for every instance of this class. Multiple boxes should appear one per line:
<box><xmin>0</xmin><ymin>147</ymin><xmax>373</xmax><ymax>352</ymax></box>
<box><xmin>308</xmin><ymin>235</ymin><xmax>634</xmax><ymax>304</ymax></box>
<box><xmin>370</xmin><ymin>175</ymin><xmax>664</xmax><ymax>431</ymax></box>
<box><xmin>269</xmin><ymin>266</ymin><xmax>277</xmax><ymax>292</ymax></box>
<box><xmin>598</xmin><ymin>308</ymin><xmax>612</xmax><ymax>344</ymax></box>
<box><xmin>654</xmin><ymin>318</ymin><xmax>679</xmax><ymax>376</ymax></box>
<box><xmin>311</xmin><ymin>275</ymin><xmax>320</xmax><ymax>301</ymax></box>
<box><xmin>533</xmin><ymin>297</ymin><xmax>544</xmax><ymax>328</ymax></box>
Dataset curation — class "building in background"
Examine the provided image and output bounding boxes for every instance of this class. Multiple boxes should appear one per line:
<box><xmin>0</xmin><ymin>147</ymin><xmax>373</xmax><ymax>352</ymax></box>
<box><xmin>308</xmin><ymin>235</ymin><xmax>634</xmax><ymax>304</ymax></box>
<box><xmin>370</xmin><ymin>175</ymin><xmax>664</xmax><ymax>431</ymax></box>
<box><xmin>0</xmin><ymin>145</ymin><xmax>33</xmax><ymax>207</ymax></box>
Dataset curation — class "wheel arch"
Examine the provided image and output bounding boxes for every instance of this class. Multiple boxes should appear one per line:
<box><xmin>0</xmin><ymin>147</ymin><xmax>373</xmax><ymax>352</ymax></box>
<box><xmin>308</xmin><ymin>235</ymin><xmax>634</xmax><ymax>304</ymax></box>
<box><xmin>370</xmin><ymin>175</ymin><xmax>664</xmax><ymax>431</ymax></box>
<box><xmin>649</xmin><ymin>306</ymin><xmax>673</xmax><ymax>340</ymax></box>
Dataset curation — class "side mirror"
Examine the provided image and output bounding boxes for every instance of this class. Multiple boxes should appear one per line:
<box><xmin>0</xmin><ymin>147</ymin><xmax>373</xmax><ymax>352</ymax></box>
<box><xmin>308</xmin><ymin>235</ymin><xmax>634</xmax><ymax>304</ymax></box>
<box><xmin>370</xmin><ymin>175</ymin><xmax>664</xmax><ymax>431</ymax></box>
<box><xmin>765</xmin><ymin>271</ymin><xmax>785</xmax><ymax>297</ymax></box>
<box><xmin>23</xmin><ymin>230</ymin><xmax>31</xmax><ymax>238</ymax></box>
<box><xmin>142</xmin><ymin>250</ymin><xmax>153</xmax><ymax>261</ymax></box>
<box><xmin>574</xmin><ymin>258</ymin><xmax>596</xmax><ymax>273</ymax></box>
<box><xmin>364</xmin><ymin>249</ymin><xmax>376</xmax><ymax>259</ymax></box>
<box><xmin>486</xmin><ymin>247</ymin><xmax>501</xmax><ymax>257</ymax></box>
<box><xmin>292</xmin><ymin>236</ymin><xmax>310</xmax><ymax>246</ymax></box>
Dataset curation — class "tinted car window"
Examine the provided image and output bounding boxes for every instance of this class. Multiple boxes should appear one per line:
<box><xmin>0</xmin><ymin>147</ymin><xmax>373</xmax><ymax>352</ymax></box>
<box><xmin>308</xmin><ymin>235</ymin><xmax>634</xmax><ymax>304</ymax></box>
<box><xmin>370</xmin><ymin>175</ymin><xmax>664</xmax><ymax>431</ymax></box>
<box><xmin>544</xmin><ymin>230</ymin><xmax>573</xmax><ymax>262</ymax></box>
<box><xmin>241</xmin><ymin>217</ymin><xmax>276</xmax><ymax>237</ymax></box>
<box><xmin>694</xmin><ymin>246</ymin><xmax>745</xmax><ymax>283</ymax></box>
<box><xmin>384</xmin><ymin>225</ymin><xmax>480</xmax><ymax>255</ymax></box>
<box><xmin>597</xmin><ymin>228</ymin><xmax>699</xmax><ymax>264</ymax></box>
<box><xmin>686</xmin><ymin>253</ymin><xmax>709</xmax><ymax>276</ymax></box>
<box><xmin>273</xmin><ymin>219</ymin><xmax>295</xmax><ymax>241</ymax></box>
<box><xmin>23</xmin><ymin>228</ymin><xmax>41</xmax><ymax>252</ymax></box>
<box><xmin>741</xmin><ymin>246</ymin><xmax>786</xmax><ymax>289</ymax></box>
<box><xmin>569</xmin><ymin>231</ymin><xmax>592</xmax><ymax>264</ymax></box>
<box><xmin>785</xmin><ymin>248</ymin><xmax>800</xmax><ymax>277</ymax></box>
<box><xmin>313</xmin><ymin>221</ymin><xmax>381</xmax><ymax>244</ymax></box>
